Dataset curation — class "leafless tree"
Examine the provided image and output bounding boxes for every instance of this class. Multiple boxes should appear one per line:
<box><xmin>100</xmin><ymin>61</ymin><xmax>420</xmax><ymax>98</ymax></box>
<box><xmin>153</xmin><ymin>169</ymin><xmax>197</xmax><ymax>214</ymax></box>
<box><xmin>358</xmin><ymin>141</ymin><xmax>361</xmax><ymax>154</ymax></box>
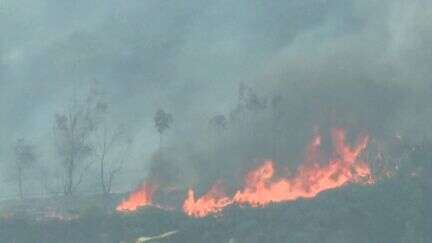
<box><xmin>94</xmin><ymin>123</ymin><xmax>133</xmax><ymax>195</ymax></box>
<box><xmin>13</xmin><ymin>138</ymin><xmax>37</xmax><ymax>200</ymax></box>
<box><xmin>53</xmin><ymin>88</ymin><xmax>107</xmax><ymax>196</ymax></box>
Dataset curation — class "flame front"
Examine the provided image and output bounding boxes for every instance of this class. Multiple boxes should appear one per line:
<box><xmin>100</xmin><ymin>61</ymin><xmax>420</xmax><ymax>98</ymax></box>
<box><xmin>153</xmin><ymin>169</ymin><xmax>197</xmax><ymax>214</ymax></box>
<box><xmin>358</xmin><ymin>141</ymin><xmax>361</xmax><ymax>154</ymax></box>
<box><xmin>183</xmin><ymin>183</ymin><xmax>233</xmax><ymax>218</ymax></box>
<box><xmin>116</xmin><ymin>183</ymin><xmax>154</xmax><ymax>212</ymax></box>
<box><xmin>183</xmin><ymin>128</ymin><xmax>374</xmax><ymax>217</ymax></box>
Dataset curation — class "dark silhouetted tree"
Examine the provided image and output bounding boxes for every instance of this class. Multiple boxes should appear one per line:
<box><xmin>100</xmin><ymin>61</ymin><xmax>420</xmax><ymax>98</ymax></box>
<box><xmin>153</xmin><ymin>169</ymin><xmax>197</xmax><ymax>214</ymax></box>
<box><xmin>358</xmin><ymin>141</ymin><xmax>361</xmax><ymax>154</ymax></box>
<box><xmin>154</xmin><ymin>109</ymin><xmax>173</xmax><ymax>149</ymax></box>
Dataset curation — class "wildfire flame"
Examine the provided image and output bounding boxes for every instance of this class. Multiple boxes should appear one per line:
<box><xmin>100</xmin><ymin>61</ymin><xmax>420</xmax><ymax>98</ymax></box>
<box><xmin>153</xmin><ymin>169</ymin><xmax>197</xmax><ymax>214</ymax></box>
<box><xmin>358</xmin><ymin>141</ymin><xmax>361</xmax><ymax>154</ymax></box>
<box><xmin>116</xmin><ymin>183</ymin><xmax>154</xmax><ymax>212</ymax></box>
<box><xmin>183</xmin><ymin>128</ymin><xmax>374</xmax><ymax>217</ymax></box>
<box><xmin>183</xmin><ymin>182</ymin><xmax>233</xmax><ymax>218</ymax></box>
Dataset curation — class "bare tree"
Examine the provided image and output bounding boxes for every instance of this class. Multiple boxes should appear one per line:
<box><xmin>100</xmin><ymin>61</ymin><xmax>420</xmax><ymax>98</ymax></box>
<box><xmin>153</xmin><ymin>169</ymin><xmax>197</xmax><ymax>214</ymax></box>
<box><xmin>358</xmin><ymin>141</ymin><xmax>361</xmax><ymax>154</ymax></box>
<box><xmin>94</xmin><ymin>123</ymin><xmax>132</xmax><ymax>195</ymax></box>
<box><xmin>53</xmin><ymin>88</ymin><xmax>107</xmax><ymax>196</ymax></box>
<box><xmin>154</xmin><ymin>109</ymin><xmax>173</xmax><ymax>149</ymax></box>
<box><xmin>13</xmin><ymin>138</ymin><xmax>37</xmax><ymax>200</ymax></box>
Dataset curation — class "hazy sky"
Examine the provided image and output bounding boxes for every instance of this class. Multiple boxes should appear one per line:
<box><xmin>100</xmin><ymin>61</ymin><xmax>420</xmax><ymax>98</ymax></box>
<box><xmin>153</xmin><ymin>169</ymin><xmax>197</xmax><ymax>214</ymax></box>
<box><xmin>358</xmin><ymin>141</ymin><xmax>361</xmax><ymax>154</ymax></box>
<box><xmin>1</xmin><ymin>0</ymin><xmax>432</xmax><ymax>197</ymax></box>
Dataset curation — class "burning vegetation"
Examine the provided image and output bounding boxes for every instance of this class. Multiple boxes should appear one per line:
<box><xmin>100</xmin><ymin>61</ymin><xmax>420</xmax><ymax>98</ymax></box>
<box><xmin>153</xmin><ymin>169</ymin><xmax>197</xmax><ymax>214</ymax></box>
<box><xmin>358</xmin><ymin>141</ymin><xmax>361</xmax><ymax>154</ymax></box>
<box><xmin>116</xmin><ymin>183</ymin><xmax>155</xmax><ymax>212</ymax></box>
<box><xmin>183</xmin><ymin>128</ymin><xmax>373</xmax><ymax>217</ymax></box>
<box><xmin>117</xmin><ymin>128</ymin><xmax>375</xmax><ymax>218</ymax></box>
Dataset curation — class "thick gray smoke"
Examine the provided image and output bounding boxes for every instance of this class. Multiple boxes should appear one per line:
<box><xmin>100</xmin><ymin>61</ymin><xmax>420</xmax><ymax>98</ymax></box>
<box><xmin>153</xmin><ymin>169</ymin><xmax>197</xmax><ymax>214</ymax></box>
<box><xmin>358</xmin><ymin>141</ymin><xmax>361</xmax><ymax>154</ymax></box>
<box><xmin>1</xmin><ymin>0</ymin><xmax>431</xmax><ymax>198</ymax></box>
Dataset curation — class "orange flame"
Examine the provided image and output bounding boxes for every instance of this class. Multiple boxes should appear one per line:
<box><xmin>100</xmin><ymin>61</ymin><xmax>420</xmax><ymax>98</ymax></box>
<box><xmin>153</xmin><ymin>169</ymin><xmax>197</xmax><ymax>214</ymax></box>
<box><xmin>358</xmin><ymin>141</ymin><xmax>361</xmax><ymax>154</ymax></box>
<box><xmin>183</xmin><ymin>182</ymin><xmax>233</xmax><ymax>218</ymax></box>
<box><xmin>183</xmin><ymin>128</ymin><xmax>374</xmax><ymax>217</ymax></box>
<box><xmin>116</xmin><ymin>183</ymin><xmax>154</xmax><ymax>212</ymax></box>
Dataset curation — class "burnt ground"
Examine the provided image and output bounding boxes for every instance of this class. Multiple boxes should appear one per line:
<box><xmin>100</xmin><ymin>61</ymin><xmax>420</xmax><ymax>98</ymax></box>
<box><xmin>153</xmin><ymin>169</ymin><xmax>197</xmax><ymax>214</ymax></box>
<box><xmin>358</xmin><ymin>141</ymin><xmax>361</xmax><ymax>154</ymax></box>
<box><xmin>0</xmin><ymin>175</ymin><xmax>430</xmax><ymax>243</ymax></box>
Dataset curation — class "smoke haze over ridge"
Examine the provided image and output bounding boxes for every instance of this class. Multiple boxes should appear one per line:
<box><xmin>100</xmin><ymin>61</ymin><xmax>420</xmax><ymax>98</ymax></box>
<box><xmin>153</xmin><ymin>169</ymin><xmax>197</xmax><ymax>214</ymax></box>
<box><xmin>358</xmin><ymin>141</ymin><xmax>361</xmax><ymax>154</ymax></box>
<box><xmin>1</xmin><ymin>0</ymin><xmax>432</xmax><ymax>198</ymax></box>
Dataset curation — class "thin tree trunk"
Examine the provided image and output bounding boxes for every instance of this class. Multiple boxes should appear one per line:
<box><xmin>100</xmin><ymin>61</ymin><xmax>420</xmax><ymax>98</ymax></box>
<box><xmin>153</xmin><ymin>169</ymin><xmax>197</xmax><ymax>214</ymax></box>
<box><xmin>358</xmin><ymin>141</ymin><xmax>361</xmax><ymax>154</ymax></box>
<box><xmin>66</xmin><ymin>157</ymin><xmax>74</xmax><ymax>196</ymax></box>
<box><xmin>101</xmin><ymin>157</ymin><xmax>106</xmax><ymax>195</ymax></box>
<box><xmin>100</xmin><ymin>154</ymin><xmax>108</xmax><ymax>211</ymax></box>
<box><xmin>100</xmin><ymin>136</ymin><xmax>107</xmax><ymax>195</ymax></box>
<box><xmin>18</xmin><ymin>167</ymin><xmax>23</xmax><ymax>200</ymax></box>
<box><xmin>159</xmin><ymin>133</ymin><xmax>163</xmax><ymax>150</ymax></box>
